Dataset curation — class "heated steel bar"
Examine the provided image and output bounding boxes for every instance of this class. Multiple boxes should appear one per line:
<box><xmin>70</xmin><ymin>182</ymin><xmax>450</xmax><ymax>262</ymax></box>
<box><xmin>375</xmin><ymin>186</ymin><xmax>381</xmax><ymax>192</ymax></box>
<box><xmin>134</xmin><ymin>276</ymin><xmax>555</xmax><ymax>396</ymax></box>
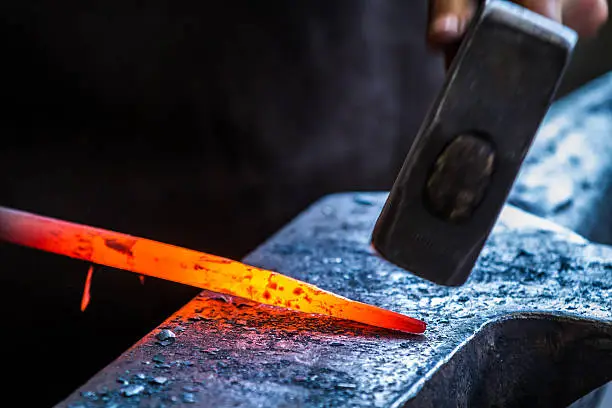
<box><xmin>0</xmin><ymin>206</ymin><xmax>425</xmax><ymax>334</ymax></box>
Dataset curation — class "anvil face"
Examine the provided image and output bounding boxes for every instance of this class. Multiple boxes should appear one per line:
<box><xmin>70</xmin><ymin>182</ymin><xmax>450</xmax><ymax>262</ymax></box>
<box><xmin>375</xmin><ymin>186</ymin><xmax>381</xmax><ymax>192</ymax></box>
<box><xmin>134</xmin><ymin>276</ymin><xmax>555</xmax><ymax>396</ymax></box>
<box><xmin>59</xmin><ymin>193</ymin><xmax>611</xmax><ymax>408</ymax></box>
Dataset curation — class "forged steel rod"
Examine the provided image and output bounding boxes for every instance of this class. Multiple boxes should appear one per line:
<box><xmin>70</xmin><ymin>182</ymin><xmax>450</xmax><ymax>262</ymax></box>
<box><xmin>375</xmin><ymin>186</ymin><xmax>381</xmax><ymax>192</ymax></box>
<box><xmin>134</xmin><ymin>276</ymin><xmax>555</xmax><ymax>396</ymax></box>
<box><xmin>0</xmin><ymin>205</ymin><xmax>426</xmax><ymax>334</ymax></box>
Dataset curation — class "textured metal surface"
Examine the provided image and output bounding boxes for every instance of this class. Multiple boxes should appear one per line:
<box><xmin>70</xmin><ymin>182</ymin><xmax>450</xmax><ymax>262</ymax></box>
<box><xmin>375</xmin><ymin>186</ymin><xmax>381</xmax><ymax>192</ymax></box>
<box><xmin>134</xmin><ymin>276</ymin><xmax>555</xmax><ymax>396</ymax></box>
<box><xmin>58</xmin><ymin>193</ymin><xmax>611</xmax><ymax>408</ymax></box>
<box><xmin>372</xmin><ymin>0</ymin><xmax>577</xmax><ymax>286</ymax></box>
<box><xmin>510</xmin><ymin>72</ymin><xmax>612</xmax><ymax>245</ymax></box>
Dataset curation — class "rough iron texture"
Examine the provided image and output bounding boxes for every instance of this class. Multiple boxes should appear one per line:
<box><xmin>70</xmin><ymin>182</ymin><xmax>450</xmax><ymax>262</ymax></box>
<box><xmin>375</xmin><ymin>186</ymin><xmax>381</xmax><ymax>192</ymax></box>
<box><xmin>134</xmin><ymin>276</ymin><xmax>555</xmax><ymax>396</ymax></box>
<box><xmin>510</xmin><ymin>72</ymin><xmax>612</xmax><ymax>245</ymax></box>
<box><xmin>58</xmin><ymin>193</ymin><xmax>612</xmax><ymax>408</ymax></box>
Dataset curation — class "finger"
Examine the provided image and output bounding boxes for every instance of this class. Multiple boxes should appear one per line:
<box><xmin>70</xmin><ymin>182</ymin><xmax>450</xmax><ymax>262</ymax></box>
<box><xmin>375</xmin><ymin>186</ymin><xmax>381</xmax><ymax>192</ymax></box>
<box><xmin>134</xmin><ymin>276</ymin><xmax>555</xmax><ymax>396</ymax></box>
<box><xmin>561</xmin><ymin>0</ymin><xmax>609</xmax><ymax>37</ymax></box>
<box><xmin>515</xmin><ymin>0</ymin><xmax>563</xmax><ymax>21</ymax></box>
<box><xmin>428</xmin><ymin>0</ymin><xmax>477</xmax><ymax>46</ymax></box>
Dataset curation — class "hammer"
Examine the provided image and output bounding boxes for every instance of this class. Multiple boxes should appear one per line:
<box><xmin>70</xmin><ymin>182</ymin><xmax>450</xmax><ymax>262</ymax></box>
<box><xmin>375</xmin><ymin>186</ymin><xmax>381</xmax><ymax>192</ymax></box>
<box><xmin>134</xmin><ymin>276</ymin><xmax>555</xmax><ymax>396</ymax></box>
<box><xmin>371</xmin><ymin>0</ymin><xmax>577</xmax><ymax>286</ymax></box>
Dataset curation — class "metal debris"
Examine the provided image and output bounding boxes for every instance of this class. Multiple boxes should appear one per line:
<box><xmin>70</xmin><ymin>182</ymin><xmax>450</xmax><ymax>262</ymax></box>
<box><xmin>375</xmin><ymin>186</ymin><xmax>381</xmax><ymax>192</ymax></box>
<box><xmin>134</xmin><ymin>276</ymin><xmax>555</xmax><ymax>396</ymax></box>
<box><xmin>155</xmin><ymin>329</ymin><xmax>176</xmax><ymax>346</ymax></box>
<box><xmin>120</xmin><ymin>384</ymin><xmax>144</xmax><ymax>397</ymax></box>
<box><xmin>150</xmin><ymin>376</ymin><xmax>168</xmax><ymax>385</ymax></box>
<box><xmin>152</xmin><ymin>354</ymin><xmax>165</xmax><ymax>363</ymax></box>
<box><xmin>353</xmin><ymin>195</ymin><xmax>375</xmax><ymax>206</ymax></box>
<box><xmin>79</xmin><ymin>391</ymin><xmax>97</xmax><ymax>401</ymax></box>
<box><xmin>182</xmin><ymin>392</ymin><xmax>196</xmax><ymax>403</ymax></box>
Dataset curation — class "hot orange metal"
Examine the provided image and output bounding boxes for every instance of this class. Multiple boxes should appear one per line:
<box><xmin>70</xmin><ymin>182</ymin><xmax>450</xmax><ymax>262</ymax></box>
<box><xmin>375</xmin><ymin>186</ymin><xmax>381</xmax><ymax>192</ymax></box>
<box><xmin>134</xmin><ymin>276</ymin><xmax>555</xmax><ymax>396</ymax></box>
<box><xmin>0</xmin><ymin>206</ymin><xmax>426</xmax><ymax>334</ymax></box>
<box><xmin>80</xmin><ymin>264</ymin><xmax>94</xmax><ymax>312</ymax></box>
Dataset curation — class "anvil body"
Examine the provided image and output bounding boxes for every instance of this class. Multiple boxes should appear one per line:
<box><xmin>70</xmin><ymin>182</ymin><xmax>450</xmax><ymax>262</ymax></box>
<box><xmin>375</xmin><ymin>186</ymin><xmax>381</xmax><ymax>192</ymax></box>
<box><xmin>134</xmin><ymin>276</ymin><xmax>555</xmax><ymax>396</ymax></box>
<box><xmin>58</xmin><ymin>73</ymin><xmax>612</xmax><ymax>408</ymax></box>
<box><xmin>58</xmin><ymin>194</ymin><xmax>611</xmax><ymax>408</ymax></box>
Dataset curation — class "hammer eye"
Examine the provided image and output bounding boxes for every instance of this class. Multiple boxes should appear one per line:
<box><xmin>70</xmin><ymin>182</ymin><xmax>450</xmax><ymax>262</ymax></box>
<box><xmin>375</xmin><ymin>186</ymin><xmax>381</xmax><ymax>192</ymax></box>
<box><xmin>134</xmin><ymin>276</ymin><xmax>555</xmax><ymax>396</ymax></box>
<box><xmin>425</xmin><ymin>133</ymin><xmax>496</xmax><ymax>222</ymax></box>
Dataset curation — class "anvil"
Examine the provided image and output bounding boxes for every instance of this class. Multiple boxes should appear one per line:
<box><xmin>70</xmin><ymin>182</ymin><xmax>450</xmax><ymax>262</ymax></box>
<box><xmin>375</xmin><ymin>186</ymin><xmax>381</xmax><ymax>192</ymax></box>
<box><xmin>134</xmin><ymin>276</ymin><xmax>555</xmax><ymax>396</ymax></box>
<box><xmin>58</xmin><ymin>71</ymin><xmax>612</xmax><ymax>407</ymax></box>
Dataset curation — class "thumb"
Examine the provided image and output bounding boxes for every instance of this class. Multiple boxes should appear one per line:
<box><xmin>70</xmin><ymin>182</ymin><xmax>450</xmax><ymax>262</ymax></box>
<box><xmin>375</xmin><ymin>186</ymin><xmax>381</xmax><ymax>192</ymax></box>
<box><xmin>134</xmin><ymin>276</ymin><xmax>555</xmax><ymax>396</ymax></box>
<box><xmin>428</xmin><ymin>0</ymin><xmax>477</xmax><ymax>46</ymax></box>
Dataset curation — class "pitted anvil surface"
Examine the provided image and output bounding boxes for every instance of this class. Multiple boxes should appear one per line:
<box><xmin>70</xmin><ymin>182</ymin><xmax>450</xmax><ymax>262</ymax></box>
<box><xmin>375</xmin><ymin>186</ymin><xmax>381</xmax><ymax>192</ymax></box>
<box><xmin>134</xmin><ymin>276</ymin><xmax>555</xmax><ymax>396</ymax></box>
<box><xmin>59</xmin><ymin>193</ymin><xmax>611</xmax><ymax>408</ymax></box>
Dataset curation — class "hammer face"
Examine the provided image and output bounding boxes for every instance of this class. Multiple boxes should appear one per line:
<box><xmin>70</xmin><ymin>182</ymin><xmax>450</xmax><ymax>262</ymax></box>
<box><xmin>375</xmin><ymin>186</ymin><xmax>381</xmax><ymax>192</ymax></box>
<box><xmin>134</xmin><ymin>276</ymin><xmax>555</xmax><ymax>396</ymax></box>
<box><xmin>371</xmin><ymin>0</ymin><xmax>577</xmax><ymax>286</ymax></box>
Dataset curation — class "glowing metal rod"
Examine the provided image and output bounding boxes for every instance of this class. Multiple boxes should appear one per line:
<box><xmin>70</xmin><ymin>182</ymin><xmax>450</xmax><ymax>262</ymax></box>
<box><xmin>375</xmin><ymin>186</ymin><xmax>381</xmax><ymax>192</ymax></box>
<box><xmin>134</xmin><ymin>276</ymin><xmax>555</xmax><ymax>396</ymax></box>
<box><xmin>0</xmin><ymin>206</ymin><xmax>426</xmax><ymax>334</ymax></box>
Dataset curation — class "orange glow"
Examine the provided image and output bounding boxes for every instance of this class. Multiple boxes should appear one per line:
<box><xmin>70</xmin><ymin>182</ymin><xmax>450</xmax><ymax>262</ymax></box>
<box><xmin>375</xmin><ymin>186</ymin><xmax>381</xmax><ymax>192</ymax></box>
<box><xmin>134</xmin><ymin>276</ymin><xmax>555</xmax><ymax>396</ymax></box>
<box><xmin>0</xmin><ymin>206</ymin><xmax>426</xmax><ymax>334</ymax></box>
<box><xmin>80</xmin><ymin>264</ymin><xmax>94</xmax><ymax>312</ymax></box>
<box><xmin>139</xmin><ymin>275</ymin><xmax>146</xmax><ymax>285</ymax></box>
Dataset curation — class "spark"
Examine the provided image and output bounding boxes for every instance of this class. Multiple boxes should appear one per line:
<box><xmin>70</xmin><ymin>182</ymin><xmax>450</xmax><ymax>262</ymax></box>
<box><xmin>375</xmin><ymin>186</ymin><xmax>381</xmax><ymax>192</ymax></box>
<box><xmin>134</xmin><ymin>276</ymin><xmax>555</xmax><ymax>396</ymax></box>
<box><xmin>80</xmin><ymin>265</ymin><xmax>95</xmax><ymax>312</ymax></box>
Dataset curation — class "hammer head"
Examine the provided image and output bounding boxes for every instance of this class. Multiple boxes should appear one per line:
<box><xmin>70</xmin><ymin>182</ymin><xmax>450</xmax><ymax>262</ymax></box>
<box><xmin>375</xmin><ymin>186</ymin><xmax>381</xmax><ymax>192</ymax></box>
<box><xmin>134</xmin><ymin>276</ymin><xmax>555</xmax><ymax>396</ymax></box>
<box><xmin>371</xmin><ymin>0</ymin><xmax>577</xmax><ymax>286</ymax></box>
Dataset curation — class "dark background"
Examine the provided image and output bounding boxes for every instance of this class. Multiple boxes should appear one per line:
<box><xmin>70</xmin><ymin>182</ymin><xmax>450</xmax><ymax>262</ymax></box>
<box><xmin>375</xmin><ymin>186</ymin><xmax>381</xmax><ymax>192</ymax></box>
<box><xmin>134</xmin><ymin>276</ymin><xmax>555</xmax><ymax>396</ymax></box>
<box><xmin>0</xmin><ymin>1</ymin><xmax>610</xmax><ymax>406</ymax></box>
